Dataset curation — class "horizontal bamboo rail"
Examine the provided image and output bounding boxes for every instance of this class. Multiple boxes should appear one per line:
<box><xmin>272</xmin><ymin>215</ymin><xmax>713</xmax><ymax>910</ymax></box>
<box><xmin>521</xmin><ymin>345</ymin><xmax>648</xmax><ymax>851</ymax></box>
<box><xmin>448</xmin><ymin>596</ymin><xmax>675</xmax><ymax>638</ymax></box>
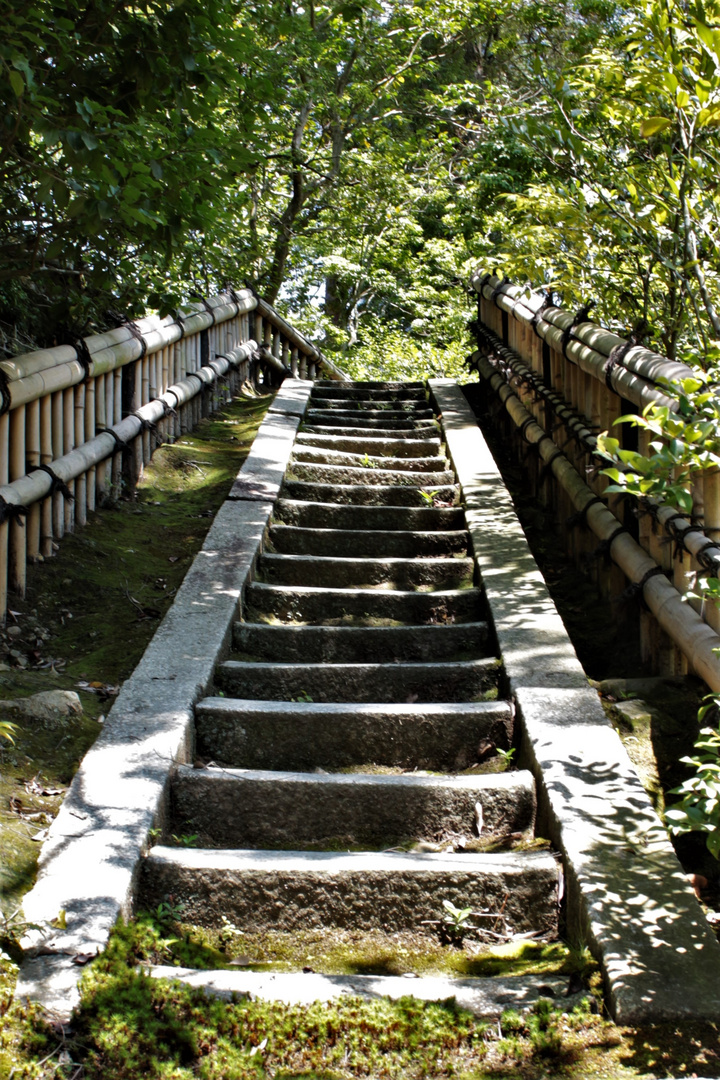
<box><xmin>470</xmin><ymin>270</ymin><xmax>720</xmax><ymax>677</ymax></box>
<box><xmin>0</xmin><ymin>288</ymin><xmax>346</xmax><ymax>622</ymax></box>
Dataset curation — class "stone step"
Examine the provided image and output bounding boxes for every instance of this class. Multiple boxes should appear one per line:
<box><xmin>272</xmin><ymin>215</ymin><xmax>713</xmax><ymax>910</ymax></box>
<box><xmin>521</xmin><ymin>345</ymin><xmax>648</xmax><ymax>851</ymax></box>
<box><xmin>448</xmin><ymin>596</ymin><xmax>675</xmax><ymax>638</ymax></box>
<box><xmin>232</xmin><ymin>621</ymin><xmax>488</xmax><ymax>663</ymax></box>
<box><xmin>295</xmin><ymin>434</ymin><xmax>442</xmax><ymax>457</ymax></box>
<box><xmin>140</xmin><ymin>847</ymin><xmax>559</xmax><ymax>934</ymax></box>
<box><xmin>292</xmin><ymin>447</ymin><xmax>450</xmax><ymax>472</ymax></box>
<box><xmin>304</xmin><ymin>414</ymin><xmax>438</xmax><ymax>431</ymax></box>
<box><xmin>256</xmin><ymin>553</ymin><xmax>475</xmax><ymax>591</ymax></box>
<box><xmin>310</xmin><ymin>386</ymin><xmax>428</xmax><ymax>401</ymax></box>
<box><xmin>315</xmin><ymin>379</ymin><xmax>426</xmax><ymax>391</ymax></box>
<box><xmin>288</xmin><ymin>462</ymin><xmax>456</xmax><ymax>487</ymax></box>
<box><xmin>215</xmin><ymin>658</ymin><xmax>498</xmax><ymax>703</ymax></box>
<box><xmin>195</xmin><ymin>697</ymin><xmax>511</xmax><ymax>771</ymax></box>
<box><xmin>169</xmin><ymin>766</ymin><xmax>535</xmax><ymax>849</ymax></box>
<box><xmin>267</xmin><ymin>526</ymin><xmax>470</xmax><ymax>558</ymax></box>
<box><xmin>147</xmin><ymin>968</ymin><xmax>577</xmax><ymax>1018</ymax></box>
<box><xmin>301</xmin><ymin>424</ymin><xmax>439</xmax><ymax>439</ymax></box>
<box><xmin>273</xmin><ymin>500</ymin><xmax>465</xmax><ymax>532</ymax></box>
<box><xmin>310</xmin><ymin>398</ymin><xmax>432</xmax><ymax>414</ymax></box>
<box><xmin>244</xmin><ymin>581</ymin><xmax>483</xmax><ymax>625</ymax></box>
<box><xmin>280</xmin><ymin>481</ymin><xmax>459</xmax><ymax>507</ymax></box>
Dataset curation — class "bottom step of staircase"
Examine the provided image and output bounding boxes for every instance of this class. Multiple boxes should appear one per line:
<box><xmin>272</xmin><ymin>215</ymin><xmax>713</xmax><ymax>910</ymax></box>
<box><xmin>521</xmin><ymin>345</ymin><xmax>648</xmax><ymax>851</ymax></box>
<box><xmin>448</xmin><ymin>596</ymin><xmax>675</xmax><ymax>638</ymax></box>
<box><xmin>140</xmin><ymin>847</ymin><xmax>558</xmax><ymax>934</ymax></box>
<box><xmin>148</xmin><ymin>967</ymin><xmax>583</xmax><ymax>1017</ymax></box>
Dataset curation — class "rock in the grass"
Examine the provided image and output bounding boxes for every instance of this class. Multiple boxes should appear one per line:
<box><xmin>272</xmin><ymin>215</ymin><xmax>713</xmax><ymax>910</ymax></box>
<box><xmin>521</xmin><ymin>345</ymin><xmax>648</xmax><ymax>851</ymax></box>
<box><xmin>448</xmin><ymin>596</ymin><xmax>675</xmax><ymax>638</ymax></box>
<box><xmin>0</xmin><ymin>690</ymin><xmax>82</xmax><ymax>729</ymax></box>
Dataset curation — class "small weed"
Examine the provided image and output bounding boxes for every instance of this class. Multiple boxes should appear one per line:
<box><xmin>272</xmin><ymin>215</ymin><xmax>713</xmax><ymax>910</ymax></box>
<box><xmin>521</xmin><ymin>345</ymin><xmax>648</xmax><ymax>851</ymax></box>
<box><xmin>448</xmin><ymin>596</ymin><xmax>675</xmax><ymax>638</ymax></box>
<box><xmin>0</xmin><ymin>720</ymin><xmax>17</xmax><ymax>744</ymax></box>
<box><xmin>419</xmin><ymin>489</ymin><xmax>439</xmax><ymax>506</ymax></box>
<box><xmin>359</xmin><ymin>453</ymin><xmax>377</xmax><ymax>469</ymax></box>
<box><xmin>171</xmin><ymin>833</ymin><xmax>199</xmax><ymax>847</ymax></box>
<box><xmin>496</xmin><ymin>747</ymin><xmax>516</xmax><ymax>768</ymax></box>
<box><xmin>292</xmin><ymin>690</ymin><xmax>314</xmax><ymax>702</ymax></box>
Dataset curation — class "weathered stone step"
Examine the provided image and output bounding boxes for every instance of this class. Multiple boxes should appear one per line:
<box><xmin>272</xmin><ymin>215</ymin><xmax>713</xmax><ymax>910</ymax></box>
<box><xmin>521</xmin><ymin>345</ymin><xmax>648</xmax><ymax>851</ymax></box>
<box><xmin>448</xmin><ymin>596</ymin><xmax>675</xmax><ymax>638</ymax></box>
<box><xmin>310</xmin><ymin>398</ymin><xmax>431</xmax><ymax>414</ymax></box>
<box><xmin>288</xmin><ymin>462</ymin><xmax>456</xmax><ymax>487</ymax></box>
<box><xmin>195</xmin><ymin>697</ymin><xmax>511</xmax><ymax>770</ymax></box>
<box><xmin>140</xmin><ymin>847</ymin><xmax>559</xmax><ymax>934</ymax></box>
<box><xmin>169</xmin><ymin>766</ymin><xmax>535</xmax><ymax>849</ymax></box>
<box><xmin>311</xmin><ymin>386</ymin><xmax>427</xmax><ymax>401</ymax></box>
<box><xmin>315</xmin><ymin>379</ymin><xmax>426</xmax><ymax>391</ymax></box>
<box><xmin>244</xmin><ymin>581</ymin><xmax>482</xmax><ymax>625</ymax></box>
<box><xmin>292</xmin><ymin>447</ymin><xmax>450</xmax><ymax>472</ymax></box>
<box><xmin>215</xmin><ymin>658</ymin><xmax>498</xmax><ymax>703</ymax></box>
<box><xmin>280</xmin><ymin>481</ymin><xmax>459</xmax><ymax>507</ymax></box>
<box><xmin>256</xmin><ymin>553</ymin><xmax>474</xmax><ymax>591</ymax></box>
<box><xmin>267</xmin><ymin>526</ymin><xmax>470</xmax><ymax>558</ymax></box>
<box><xmin>274</xmin><ymin>500</ymin><xmax>465</xmax><ymax>531</ymax></box>
<box><xmin>295</xmin><ymin>433</ymin><xmax>442</xmax><ymax>457</ymax></box>
<box><xmin>232</xmin><ymin>621</ymin><xmax>488</xmax><ymax>664</ymax></box>
<box><xmin>302</xmin><ymin>424</ymin><xmax>439</xmax><ymax>439</ymax></box>
<box><xmin>148</xmin><ymin>968</ymin><xmax>577</xmax><ymax>1017</ymax></box>
<box><xmin>304</xmin><ymin>413</ymin><xmax>438</xmax><ymax>431</ymax></box>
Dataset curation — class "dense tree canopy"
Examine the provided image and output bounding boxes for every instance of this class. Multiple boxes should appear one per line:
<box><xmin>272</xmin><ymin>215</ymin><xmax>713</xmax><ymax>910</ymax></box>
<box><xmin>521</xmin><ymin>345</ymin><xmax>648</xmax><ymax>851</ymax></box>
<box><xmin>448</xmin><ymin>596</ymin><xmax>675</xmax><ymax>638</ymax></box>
<box><xmin>1</xmin><ymin>0</ymin><xmax>719</xmax><ymax>370</ymax></box>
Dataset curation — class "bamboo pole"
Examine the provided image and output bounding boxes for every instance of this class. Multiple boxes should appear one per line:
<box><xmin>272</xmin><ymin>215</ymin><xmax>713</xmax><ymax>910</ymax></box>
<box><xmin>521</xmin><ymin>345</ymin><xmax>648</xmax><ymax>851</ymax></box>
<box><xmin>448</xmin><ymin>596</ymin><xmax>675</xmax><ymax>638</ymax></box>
<box><xmin>74</xmin><ymin>383</ymin><xmax>87</xmax><ymax>528</ymax></box>
<box><xmin>40</xmin><ymin>395</ymin><xmax>52</xmax><ymax>557</ymax></box>
<box><xmin>26</xmin><ymin>399</ymin><xmax>41</xmax><ymax>561</ymax></box>
<box><xmin>85</xmin><ymin>377</ymin><xmax>96</xmax><ymax>514</ymax></box>
<box><xmin>0</xmin><ymin>413</ymin><xmax>9</xmax><ymax>618</ymax></box>
<box><xmin>63</xmin><ymin>387</ymin><xmax>75</xmax><ymax>533</ymax></box>
<box><xmin>51</xmin><ymin>391</ymin><xmax>64</xmax><ymax>539</ymax></box>
<box><xmin>8</xmin><ymin>404</ymin><xmax>26</xmax><ymax>595</ymax></box>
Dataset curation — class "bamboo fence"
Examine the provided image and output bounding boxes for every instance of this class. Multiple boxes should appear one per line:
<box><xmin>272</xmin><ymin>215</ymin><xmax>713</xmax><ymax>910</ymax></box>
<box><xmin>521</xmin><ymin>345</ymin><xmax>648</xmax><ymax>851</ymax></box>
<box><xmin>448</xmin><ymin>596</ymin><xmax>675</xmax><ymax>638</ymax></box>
<box><xmin>471</xmin><ymin>270</ymin><xmax>720</xmax><ymax>687</ymax></box>
<box><xmin>0</xmin><ymin>287</ymin><xmax>345</xmax><ymax>622</ymax></box>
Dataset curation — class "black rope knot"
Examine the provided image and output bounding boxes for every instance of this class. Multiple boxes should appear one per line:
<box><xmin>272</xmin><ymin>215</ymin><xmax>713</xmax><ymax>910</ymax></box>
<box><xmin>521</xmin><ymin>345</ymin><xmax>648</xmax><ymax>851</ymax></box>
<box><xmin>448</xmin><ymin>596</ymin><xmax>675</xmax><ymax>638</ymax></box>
<box><xmin>561</xmin><ymin>301</ymin><xmax>595</xmax><ymax>358</ymax></box>
<box><xmin>567</xmin><ymin>494</ymin><xmax>605</xmax><ymax>529</ymax></box>
<box><xmin>26</xmin><ymin>464</ymin><xmax>74</xmax><ymax>502</ymax></box>
<box><xmin>490</xmin><ymin>277</ymin><xmax>508</xmax><ymax>305</ymax></box>
<box><xmin>96</xmin><ymin>428</ymin><xmax>131</xmax><ymax>455</ymax></box>
<box><xmin>73</xmin><ymin>337</ymin><xmax>93</xmax><ymax>382</ymax></box>
<box><xmin>593</xmin><ymin>524</ymin><xmax>628</xmax><ymax>562</ymax></box>
<box><xmin>530</xmin><ymin>291</ymin><xmax>553</xmax><ymax>339</ymax></box>
<box><xmin>0</xmin><ymin>495</ymin><xmax>27</xmax><ymax>525</ymax></box>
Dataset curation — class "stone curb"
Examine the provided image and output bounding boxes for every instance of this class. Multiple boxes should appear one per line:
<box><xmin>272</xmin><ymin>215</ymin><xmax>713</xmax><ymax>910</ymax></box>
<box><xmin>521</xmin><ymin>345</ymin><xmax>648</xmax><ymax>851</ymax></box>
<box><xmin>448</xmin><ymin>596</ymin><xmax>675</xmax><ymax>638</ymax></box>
<box><xmin>14</xmin><ymin>382</ymin><xmax>307</xmax><ymax>1020</ymax></box>
<box><xmin>148</xmin><ymin>966</ymin><xmax>580</xmax><ymax>1016</ymax></box>
<box><xmin>430</xmin><ymin>378</ymin><xmax>720</xmax><ymax>1024</ymax></box>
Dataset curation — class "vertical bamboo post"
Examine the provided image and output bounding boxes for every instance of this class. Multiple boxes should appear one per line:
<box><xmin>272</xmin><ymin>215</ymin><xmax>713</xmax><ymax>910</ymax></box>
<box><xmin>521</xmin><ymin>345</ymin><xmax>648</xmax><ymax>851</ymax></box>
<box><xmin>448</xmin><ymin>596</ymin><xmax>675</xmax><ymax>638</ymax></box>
<box><xmin>8</xmin><ymin>405</ymin><xmax>26</xmax><ymax>596</ymax></box>
<box><xmin>63</xmin><ymin>388</ymin><xmax>75</xmax><ymax>533</ymax></box>
<box><xmin>74</xmin><ymin>383</ymin><xmax>87</xmax><ymax>527</ymax></box>
<box><xmin>26</xmin><ymin>400</ymin><xmax>41</xmax><ymax>561</ymax></box>
<box><xmin>85</xmin><ymin>376</ymin><xmax>96</xmax><ymax>513</ymax></box>
<box><xmin>51</xmin><ymin>391</ymin><xmax>64</xmax><ymax>539</ymax></box>
<box><xmin>0</xmin><ymin>413</ymin><xmax>9</xmax><ymax>620</ymax></box>
<box><xmin>40</xmin><ymin>396</ymin><xmax>53</xmax><ymax>557</ymax></box>
<box><xmin>95</xmin><ymin>374</ymin><xmax>108</xmax><ymax>498</ymax></box>
<box><xmin>112</xmin><ymin>369</ymin><xmax>122</xmax><ymax>492</ymax></box>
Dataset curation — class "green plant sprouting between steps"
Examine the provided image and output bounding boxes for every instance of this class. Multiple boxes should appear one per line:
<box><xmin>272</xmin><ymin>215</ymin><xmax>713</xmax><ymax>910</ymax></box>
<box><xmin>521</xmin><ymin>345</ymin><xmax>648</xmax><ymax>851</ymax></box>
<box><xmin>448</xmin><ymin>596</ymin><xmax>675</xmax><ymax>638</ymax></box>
<box><xmin>598</xmin><ymin>368</ymin><xmax>720</xmax><ymax>859</ymax></box>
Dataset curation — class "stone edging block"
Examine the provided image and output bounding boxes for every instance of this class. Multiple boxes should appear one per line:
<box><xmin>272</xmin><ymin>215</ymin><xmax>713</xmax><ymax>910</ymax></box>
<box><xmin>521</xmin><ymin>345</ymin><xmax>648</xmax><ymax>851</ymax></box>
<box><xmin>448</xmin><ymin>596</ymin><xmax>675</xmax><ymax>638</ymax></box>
<box><xmin>429</xmin><ymin>378</ymin><xmax>720</xmax><ymax>1024</ymax></box>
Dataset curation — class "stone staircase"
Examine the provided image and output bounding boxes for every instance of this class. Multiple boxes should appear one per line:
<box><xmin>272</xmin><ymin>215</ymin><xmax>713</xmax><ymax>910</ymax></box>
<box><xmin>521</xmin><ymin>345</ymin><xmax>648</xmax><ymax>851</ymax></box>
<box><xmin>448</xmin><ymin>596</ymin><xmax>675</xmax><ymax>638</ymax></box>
<box><xmin>138</xmin><ymin>380</ymin><xmax>562</xmax><ymax>1011</ymax></box>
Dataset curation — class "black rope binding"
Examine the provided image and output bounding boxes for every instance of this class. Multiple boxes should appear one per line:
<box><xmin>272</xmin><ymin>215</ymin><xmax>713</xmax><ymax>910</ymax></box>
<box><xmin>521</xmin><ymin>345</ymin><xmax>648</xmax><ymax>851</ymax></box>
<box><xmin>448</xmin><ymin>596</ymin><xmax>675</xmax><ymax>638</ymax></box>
<box><xmin>518</xmin><ymin>415</ymin><xmax>537</xmax><ymax>442</ymax></box>
<box><xmin>490</xmin><ymin>276</ymin><xmax>508</xmax><ymax>305</ymax></box>
<box><xmin>96</xmin><ymin>428</ymin><xmax>131</xmax><ymax>455</ymax></box>
<box><xmin>73</xmin><ymin>337</ymin><xmax>93</xmax><ymax>382</ymax></box>
<box><xmin>530</xmin><ymin>291</ymin><xmax>553</xmax><ymax>339</ymax></box>
<box><xmin>0</xmin><ymin>368</ymin><xmax>11</xmax><ymax>416</ymax></box>
<box><xmin>26</xmin><ymin>464</ymin><xmax>74</xmax><ymax>502</ymax></box>
<box><xmin>538</xmin><ymin>446</ymin><xmax>565</xmax><ymax>485</ymax></box>
<box><xmin>593</xmin><ymin>524</ymin><xmax>628</xmax><ymax>562</ymax></box>
<box><xmin>122</xmin><ymin>320</ymin><xmax>148</xmax><ymax>360</ymax></box>
<box><xmin>615</xmin><ymin>565</ymin><xmax>667</xmax><ymax>609</ymax></box>
<box><xmin>561</xmin><ymin>302</ymin><xmax>595</xmax><ymax>359</ymax></box>
<box><xmin>193</xmin><ymin>296</ymin><xmax>216</xmax><ymax>326</ymax></box>
<box><xmin>567</xmin><ymin>494</ymin><xmax>605</xmax><ymax>529</ymax></box>
<box><xmin>0</xmin><ymin>495</ymin><xmax>27</xmax><ymax>525</ymax></box>
<box><xmin>695</xmin><ymin>538</ymin><xmax>720</xmax><ymax>571</ymax></box>
<box><xmin>175</xmin><ymin>314</ymin><xmax>186</xmax><ymax>340</ymax></box>
<box><xmin>475</xmin><ymin>272</ymin><xmax>492</xmax><ymax>297</ymax></box>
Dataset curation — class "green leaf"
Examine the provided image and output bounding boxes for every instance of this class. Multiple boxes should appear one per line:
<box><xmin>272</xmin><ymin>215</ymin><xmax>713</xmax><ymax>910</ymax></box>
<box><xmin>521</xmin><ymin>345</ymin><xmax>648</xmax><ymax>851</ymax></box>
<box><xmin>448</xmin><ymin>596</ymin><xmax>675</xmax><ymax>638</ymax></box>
<box><xmin>639</xmin><ymin>116</ymin><xmax>672</xmax><ymax>137</ymax></box>
<box><xmin>8</xmin><ymin>69</ymin><xmax>24</xmax><ymax>97</ymax></box>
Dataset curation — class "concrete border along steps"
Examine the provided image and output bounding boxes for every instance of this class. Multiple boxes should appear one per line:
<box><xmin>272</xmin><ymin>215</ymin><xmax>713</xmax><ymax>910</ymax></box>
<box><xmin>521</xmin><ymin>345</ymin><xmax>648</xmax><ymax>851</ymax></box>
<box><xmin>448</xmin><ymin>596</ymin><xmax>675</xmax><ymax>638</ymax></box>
<box><xmin>138</xmin><ymin>379</ymin><xmax>563</xmax><ymax>1013</ymax></box>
